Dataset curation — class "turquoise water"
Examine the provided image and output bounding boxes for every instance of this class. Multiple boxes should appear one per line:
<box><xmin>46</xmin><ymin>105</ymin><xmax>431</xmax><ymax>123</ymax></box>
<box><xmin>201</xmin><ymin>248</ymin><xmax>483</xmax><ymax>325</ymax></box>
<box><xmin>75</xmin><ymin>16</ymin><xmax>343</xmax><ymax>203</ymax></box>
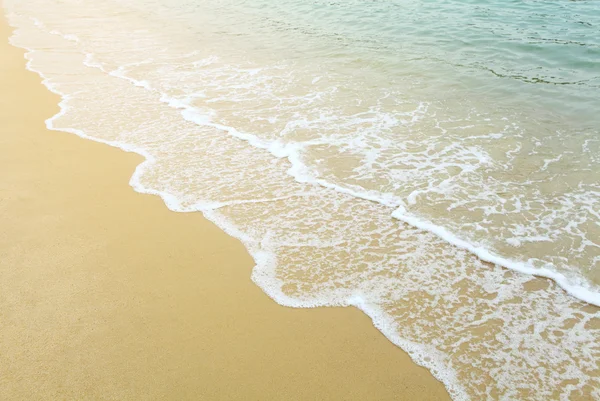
<box><xmin>5</xmin><ymin>0</ymin><xmax>600</xmax><ymax>399</ymax></box>
<box><xmin>171</xmin><ymin>0</ymin><xmax>600</xmax><ymax>122</ymax></box>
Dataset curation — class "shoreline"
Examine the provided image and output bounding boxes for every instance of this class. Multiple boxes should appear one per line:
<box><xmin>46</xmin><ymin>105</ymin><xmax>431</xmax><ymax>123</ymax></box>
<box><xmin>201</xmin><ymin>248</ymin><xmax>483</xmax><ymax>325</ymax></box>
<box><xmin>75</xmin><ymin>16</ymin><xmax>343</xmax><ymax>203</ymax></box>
<box><xmin>0</xmin><ymin>11</ymin><xmax>451</xmax><ymax>401</ymax></box>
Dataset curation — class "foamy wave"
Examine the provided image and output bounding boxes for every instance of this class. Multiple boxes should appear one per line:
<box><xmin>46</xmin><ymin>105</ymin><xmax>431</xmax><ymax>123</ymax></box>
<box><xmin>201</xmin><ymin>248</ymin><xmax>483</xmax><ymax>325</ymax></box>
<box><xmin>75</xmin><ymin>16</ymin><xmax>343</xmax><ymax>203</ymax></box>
<box><xmin>92</xmin><ymin>49</ymin><xmax>600</xmax><ymax>307</ymax></box>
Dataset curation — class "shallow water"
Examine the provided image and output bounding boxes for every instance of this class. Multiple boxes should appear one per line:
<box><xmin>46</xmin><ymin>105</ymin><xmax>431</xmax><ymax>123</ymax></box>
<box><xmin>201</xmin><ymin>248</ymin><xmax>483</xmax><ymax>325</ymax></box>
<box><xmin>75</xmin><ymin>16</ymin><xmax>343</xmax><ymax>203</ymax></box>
<box><xmin>4</xmin><ymin>0</ymin><xmax>600</xmax><ymax>399</ymax></box>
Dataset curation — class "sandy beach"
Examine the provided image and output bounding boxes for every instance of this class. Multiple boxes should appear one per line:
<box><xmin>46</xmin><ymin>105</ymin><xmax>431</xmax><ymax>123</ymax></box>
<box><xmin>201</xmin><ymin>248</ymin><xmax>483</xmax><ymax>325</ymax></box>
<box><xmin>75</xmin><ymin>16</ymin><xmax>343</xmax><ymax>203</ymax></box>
<box><xmin>0</xmin><ymin>12</ymin><xmax>450</xmax><ymax>401</ymax></box>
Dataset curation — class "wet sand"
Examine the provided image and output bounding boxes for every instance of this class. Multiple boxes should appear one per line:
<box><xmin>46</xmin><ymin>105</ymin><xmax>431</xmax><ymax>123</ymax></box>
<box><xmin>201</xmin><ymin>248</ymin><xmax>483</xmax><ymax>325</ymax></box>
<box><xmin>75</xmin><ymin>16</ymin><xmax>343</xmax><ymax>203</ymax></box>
<box><xmin>0</xmin><ymin>12</ymin><xmax>450</xmax><ymax>401</ymax></box>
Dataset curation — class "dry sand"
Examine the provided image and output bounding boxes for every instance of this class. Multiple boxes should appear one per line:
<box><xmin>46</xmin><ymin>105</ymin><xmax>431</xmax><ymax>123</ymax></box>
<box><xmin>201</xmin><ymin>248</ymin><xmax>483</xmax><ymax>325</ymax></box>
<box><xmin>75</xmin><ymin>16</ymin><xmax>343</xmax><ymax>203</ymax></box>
<box><xmin>0</xmin><ymin>13</ymin><xmax>450</xmax><ymax>400</ymax></box>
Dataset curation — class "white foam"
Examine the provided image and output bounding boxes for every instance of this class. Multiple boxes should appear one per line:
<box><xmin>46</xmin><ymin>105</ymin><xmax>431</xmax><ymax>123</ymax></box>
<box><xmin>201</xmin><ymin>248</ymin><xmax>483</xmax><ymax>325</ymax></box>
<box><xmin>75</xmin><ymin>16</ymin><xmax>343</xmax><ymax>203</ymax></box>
<box><xmin>390</xmin><ymin>206</ymin><xmax>600</xmax><ymax>306</ymax></box>
<box><xmin>156</xmin><ymin>84</ymin><xmax>600</xmax><ymax>306</ymax></box>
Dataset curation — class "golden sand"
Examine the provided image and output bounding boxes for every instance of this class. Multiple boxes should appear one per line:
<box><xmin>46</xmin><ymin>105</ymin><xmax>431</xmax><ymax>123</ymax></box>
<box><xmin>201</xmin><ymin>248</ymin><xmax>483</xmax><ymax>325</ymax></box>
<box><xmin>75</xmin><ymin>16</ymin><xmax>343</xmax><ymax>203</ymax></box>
<box><xmin>0</xmin><ymin>14</ymin><xmax>449</xmax><ymax>400</ymax></box>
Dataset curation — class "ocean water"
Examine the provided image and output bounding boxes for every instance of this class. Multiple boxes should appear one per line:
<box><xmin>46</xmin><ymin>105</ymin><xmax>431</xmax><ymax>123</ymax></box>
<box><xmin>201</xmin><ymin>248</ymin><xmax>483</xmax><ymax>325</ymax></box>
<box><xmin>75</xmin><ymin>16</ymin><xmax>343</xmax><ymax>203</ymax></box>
<box><xmin>3</xmin><ymin>0</ymin><xmax>600</xmax><ymax>399</ymax></box>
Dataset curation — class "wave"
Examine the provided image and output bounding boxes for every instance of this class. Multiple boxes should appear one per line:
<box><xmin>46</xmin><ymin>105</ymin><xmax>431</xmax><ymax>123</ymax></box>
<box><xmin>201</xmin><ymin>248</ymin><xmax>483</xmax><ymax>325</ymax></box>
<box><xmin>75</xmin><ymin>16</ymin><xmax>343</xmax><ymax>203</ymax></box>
<box><xmin>101</xmin><ymin>45</ymin><xmax>600</xmax><ymax>308</ymax></box>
